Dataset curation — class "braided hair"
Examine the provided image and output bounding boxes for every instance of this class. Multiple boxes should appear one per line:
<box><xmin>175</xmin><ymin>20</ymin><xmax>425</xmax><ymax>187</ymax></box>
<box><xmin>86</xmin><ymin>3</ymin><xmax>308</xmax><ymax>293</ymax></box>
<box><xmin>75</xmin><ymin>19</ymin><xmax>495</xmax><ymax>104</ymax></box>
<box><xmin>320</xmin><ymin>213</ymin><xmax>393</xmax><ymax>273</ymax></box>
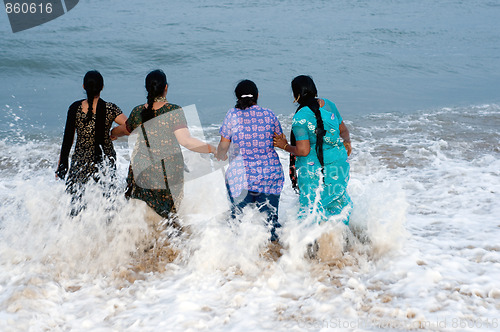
<box><xmin>83</xmin><ymin>71</ymin><xmax>104</xmax><ymax>123</ymax></box>
<box><xmin>234</xmin><ymin>79</ymin><xmax>258</xmax><ymax>110</ymax></box>
<box><xmin>143</xmin><ymin>69</ymin><xmax>167</xmax><ymax>123</ymax></box>
<box><xmin>289</xmin><ymin>75</ymin><xmax>326</xmax><ymax>190</ymax></box>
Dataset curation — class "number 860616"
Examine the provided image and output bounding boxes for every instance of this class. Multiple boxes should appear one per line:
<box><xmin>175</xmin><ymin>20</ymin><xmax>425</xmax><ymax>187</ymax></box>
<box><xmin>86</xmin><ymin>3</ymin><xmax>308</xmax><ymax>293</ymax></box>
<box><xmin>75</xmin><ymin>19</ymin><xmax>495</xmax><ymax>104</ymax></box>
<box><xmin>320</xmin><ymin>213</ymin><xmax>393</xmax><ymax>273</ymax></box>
<box><xmin>5</xmin><ymin>2</ymin><xmax>53</xmax><ymax>14</ymax></box>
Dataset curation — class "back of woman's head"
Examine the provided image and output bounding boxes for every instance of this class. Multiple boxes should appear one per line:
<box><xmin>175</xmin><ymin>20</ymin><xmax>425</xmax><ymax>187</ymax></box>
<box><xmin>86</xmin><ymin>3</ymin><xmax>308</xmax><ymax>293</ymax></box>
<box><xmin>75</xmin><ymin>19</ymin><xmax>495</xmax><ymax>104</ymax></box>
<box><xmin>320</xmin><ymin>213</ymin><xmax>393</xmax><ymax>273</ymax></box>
<box><xmin>234</xmin><ymin>79</ymin><xmax>258</xmax><ymax>110</ymax></box>
<box><xmin>145</xmin><ymin>69</ymin><xmax>167</xmax><ymax>98</ymax></box>
<box><xmin>83</xmin><ymin>70</ymin><xmax>104</xmax><ymax>96</ymax></box>
<box><xmin>143</xmin><ymin>69</ymin><xmax>167</xmax><ymax>122</ymax></box>
<box><xmin>291</xmin><ymin>75</ymin><xmax>317</xmax><ymax>105</ymax></box>
<box><xmin>83</xmin><ymin>70</ymin><xmax>104</xmax><ymax>122</ymax></box>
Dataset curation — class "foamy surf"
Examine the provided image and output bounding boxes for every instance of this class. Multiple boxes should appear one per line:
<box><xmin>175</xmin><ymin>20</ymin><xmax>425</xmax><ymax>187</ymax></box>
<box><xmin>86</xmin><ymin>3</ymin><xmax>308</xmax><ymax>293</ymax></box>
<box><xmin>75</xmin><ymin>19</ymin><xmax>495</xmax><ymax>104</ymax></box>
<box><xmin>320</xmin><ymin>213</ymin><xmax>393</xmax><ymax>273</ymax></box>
<box><xmin>1</xmin><ymin>104</ymin><xmax>499</xmax><ymax>331</ymax></box>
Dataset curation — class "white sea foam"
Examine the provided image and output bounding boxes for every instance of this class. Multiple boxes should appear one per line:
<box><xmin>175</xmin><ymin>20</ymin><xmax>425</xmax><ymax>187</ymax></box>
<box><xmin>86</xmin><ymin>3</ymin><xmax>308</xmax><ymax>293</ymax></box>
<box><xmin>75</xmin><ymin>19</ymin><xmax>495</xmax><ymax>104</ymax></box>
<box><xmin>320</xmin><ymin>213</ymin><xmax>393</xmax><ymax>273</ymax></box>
<box><xmin>1</xmin><ymin>106</ymin><xmax>499</xmax><ymax>331</ymax></box>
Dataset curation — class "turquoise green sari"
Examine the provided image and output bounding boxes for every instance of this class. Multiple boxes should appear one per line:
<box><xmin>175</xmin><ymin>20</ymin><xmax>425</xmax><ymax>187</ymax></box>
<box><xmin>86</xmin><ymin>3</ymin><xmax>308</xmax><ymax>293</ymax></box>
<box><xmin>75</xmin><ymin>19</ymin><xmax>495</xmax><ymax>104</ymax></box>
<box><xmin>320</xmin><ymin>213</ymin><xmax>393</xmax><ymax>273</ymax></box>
<box><xmin>291</xmin><ymin>99</ymin><xmax>352</xmax><ymax>224</ymax></box>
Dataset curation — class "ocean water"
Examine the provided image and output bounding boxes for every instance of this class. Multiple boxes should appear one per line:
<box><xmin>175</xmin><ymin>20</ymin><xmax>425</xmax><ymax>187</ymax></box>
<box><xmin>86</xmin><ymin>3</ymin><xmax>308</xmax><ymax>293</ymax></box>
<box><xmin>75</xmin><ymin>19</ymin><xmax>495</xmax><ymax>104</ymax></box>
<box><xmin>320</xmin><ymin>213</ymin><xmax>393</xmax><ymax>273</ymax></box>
<box><xmin>1</xmin><ymin>1</ymin><xmax>500</xmax><ymax>331</ymax></box>
<box><xmin>1</xmin><ymin>0</ymin><xmax>500</xmax><ymax>127</ymax></box>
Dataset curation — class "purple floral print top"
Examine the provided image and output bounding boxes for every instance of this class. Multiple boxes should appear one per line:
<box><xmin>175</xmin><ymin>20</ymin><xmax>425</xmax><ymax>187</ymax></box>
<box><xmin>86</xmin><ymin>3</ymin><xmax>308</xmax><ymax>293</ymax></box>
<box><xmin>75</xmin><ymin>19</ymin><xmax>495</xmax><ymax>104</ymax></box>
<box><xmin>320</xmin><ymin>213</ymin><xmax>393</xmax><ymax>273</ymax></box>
<box><xmin>220</xmin><ymin>105</ymin><xmax>284</xmax><ymax>197</ymax></box>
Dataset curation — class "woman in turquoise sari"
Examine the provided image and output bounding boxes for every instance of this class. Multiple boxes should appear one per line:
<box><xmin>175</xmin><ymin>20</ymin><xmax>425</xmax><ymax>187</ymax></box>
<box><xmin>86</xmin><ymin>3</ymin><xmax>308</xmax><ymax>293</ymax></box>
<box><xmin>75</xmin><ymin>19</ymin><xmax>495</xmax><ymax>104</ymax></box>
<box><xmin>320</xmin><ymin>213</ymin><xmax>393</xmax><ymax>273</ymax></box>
<box><xmin>274</xmin><ymin>75</ymin><xmax>352</xmax><ymax>224</ymax></box>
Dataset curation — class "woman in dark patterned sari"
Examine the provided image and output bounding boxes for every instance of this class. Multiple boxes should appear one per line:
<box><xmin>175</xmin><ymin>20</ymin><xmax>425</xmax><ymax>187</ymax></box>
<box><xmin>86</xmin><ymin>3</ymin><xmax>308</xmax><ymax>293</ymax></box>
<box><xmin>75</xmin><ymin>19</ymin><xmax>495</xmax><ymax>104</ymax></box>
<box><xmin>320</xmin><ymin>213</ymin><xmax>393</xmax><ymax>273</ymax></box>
<box><xmin>111</xmin><ymin>70</ymin><xmax>216</xmax><ymax>219</ymax></box>
<box><xmin>56</xmin><ymin>71</ymin><xmax>127</xmax><ymax>204</ymax></box>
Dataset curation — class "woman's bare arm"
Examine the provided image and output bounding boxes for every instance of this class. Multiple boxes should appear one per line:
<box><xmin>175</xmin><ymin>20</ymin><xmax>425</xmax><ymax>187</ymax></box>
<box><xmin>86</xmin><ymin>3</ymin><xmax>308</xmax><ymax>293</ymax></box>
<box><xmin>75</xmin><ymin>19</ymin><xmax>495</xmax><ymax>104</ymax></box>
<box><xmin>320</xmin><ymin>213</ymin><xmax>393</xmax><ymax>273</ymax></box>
<box><xmin>110</xmin><ymin>114</ymin><xmax>129</xmax><ymax>140</ymax></box>
<box><xmin>339</xmin><ymin>121</ymin><xmax>352</xmax><ymax>156</ymax></box>
<box><xmin>174</xmin><ymin>127</ymin><xmax>215</xmax><ymax>154</ymax></box>
<box><xmin>110</xmin><ymin>123</ymin><xmax>129</xmax><ymax>140</ymax></box>
<box><xmin>273</xmin><ymin>133</ymin><xmax>310</xmax><ymax>157</ymax></box>
<box><xmin>216</xmin><ymin>136</ymin><xmax>231</xmax><ymax>161</ymax></box>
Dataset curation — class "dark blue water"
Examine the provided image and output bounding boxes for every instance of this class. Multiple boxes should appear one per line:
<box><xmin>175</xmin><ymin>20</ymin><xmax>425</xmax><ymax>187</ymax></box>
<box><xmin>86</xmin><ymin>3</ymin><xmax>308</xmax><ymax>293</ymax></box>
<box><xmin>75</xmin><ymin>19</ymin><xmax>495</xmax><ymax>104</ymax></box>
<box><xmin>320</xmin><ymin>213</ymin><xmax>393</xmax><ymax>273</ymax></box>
<box><xmin>1</xmin><ymin>0</ymin><xmax>500</xmax><ymax>130</ymax></box>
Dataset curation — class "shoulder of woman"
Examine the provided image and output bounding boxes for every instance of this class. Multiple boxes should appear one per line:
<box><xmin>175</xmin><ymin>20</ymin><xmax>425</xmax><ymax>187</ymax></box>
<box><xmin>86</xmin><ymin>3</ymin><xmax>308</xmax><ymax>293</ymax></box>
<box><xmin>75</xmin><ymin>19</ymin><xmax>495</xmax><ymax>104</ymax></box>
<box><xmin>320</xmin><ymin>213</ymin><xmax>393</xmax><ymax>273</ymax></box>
<box><xmin>105</xmin><ymin>101</ymin><xmax>122</xmax><ymax>110</ymax></box>
<box><xmin>126</xmin><ymin>105</ymin><xmax>143</xmax><ymax>119</ymax></box>
<box><xmin>295</xmin><ymin>106</ymin><xmax>314</xmax><ymax>117</ymax></box>
<box><xmin>154</xmin><ymin>103</ymin><xmax>181</xmax><ymax>115</ymax></box>
<box><xmin>132</xmin><ymin>104</ymin><xmax>146</xmax><ymax>112</ymax></box>
<box><xmin>225</xmin><ymin>107</ymin><xmax>239</xmax><ymax>116</ymax></box>
<box><xmin>69</xmin><ymin>99</ymin><xmax>85</xmax><ymax>110</ymax></box>
<box><xmin>267</xmin><ymin>109</ymin><xmax>280</xmax><ymax>121</ymax></box>
<box><xmin>259</xmin><ymin>105</ymin><xmax>275</xmax><ymax>113</ymax></box>
<box><xmin>293</xmin><ymin>108</ymin><xmax>312</xmax><ymax>122</ymax></box>
<box><xmin>162</xmin><ymin>102</ymin><xmax>181</xmax><ymax>110</ymax></box>
<box><xmin>322</xmin><ymin>98</ymin><xmax>337</xmax><ymax>109</ymax></box>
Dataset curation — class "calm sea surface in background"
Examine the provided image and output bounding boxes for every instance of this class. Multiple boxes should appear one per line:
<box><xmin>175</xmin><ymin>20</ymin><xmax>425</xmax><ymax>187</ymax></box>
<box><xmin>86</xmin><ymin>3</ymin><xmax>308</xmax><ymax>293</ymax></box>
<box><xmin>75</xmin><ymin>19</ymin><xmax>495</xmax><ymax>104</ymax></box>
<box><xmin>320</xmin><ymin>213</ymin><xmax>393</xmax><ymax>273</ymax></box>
<box><xmin>1</xmin><ymin>1</ymin><xmax>500</xmax><ymax>331</ymax></box>
<box><xmin>0</xmin><ymin>0</ymin><xmax>499</xmax><ymax>129</ymax></box>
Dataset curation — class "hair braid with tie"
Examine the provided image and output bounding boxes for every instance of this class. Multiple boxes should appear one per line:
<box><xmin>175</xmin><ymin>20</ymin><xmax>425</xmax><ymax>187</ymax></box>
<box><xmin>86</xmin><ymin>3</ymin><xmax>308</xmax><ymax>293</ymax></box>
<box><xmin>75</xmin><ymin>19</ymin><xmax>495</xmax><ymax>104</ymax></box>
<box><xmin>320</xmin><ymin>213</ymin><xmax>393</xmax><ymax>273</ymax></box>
<box><xmin>288</xmin><ymin>75</ymin><xmax>326</xmax><ymax>191</ymax></box>
<box><xmin>83</xmin><ymin>70</ymin><xmax>104</xmax><ymax>123</ymax></box>
<box><xmin>143</xmin><ymin>69</ymin><xmax>167</xmax><ymax>123</ymax></box>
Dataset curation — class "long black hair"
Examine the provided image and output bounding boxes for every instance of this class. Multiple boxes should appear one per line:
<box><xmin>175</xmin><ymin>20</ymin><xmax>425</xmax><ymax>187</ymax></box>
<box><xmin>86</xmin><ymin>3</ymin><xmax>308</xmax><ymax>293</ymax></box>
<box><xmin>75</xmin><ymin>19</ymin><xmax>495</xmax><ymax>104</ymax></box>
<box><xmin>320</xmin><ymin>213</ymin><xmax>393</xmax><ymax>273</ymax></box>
<box><xmin>83</xmin><ymin>70</ymin><xmax>104</xmax><ymax>123</ymax></box>
<box><xmin>234</xmin><ymin>79</ymin><xmax>258</xmax><ymax>110</ymax></box>
<box><xmin>57</xmin><ymin>71</ymin><xmax>106</xmax><ymax>179</ymax></box>
<box><xmin>289</xmin><ymin>75</ymin><xmax>327</xmax><ymax>190</ymax></box>
<box><xmin>142</xmin><ymin>69</ymin><xmax>167</xmax><ymax>123</ymax></box>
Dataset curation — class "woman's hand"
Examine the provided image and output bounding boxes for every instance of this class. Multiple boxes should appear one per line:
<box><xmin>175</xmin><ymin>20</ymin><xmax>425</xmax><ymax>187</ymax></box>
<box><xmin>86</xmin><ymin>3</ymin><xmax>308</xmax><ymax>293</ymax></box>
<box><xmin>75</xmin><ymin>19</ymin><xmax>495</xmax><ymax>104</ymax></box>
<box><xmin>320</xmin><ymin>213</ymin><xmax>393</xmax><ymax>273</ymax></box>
<box><xmin>343</xmin><ymin>141</ymin><xmax>352</xmax><ymax>156</ymax></box>
<box><xmin>274</xmin><ymin>133</ymin><xmax>310</xmax><ymax>156</ymax></box>
<box><xmin>216</xmin><ymin>150</ymin><xmax>228</xmax><ymax>161</ymax></box>
<box><xmin>110</xmin><ymin>123</ymin><xmax>130</xmax><ymax>139</ymax></box>
<box><xmin>208</xmin><ymin>144</ymin><xmax>217</xmax><ymax>155</ymax></box>
<box><xmin>273</xmin><ymin>133</ymin><xmax>289</xmax><ymax>150</ymax></box>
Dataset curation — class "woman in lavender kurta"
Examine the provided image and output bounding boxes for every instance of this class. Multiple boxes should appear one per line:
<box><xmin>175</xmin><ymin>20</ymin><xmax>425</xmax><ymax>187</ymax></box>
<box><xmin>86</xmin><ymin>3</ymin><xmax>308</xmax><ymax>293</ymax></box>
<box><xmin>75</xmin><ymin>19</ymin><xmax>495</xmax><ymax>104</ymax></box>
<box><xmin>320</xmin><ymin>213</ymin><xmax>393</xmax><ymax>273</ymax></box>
<box><xmin>216</xmin><ymin>80</ymin><xmax>284</xmax><ymax>241</ymax></box>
